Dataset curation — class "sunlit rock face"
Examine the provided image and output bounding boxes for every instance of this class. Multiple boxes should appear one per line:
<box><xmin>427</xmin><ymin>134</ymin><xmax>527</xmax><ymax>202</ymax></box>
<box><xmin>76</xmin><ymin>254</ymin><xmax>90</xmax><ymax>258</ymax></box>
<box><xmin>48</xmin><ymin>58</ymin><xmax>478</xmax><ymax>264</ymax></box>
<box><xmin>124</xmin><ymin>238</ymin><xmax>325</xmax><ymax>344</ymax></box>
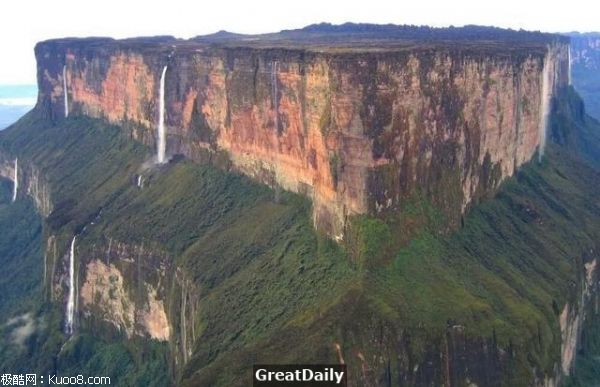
<box><xmin>78</xmin><ymin>241</ymin><xmax>171</xmax><ymax>341</ymax></box>
<box><xmin>34</xmin><ymin>35</ymin><xmax>569</xmax><ymax>237</ymax></box>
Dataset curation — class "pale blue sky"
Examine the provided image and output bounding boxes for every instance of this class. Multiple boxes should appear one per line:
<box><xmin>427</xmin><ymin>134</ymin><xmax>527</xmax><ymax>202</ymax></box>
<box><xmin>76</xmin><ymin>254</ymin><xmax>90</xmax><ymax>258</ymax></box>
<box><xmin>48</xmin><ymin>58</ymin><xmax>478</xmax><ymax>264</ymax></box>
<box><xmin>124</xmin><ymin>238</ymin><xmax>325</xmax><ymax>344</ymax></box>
<box><xmin>1</xmin><ymin>0</ymin><xmax>597</xmax><ymax>84</ymax></box>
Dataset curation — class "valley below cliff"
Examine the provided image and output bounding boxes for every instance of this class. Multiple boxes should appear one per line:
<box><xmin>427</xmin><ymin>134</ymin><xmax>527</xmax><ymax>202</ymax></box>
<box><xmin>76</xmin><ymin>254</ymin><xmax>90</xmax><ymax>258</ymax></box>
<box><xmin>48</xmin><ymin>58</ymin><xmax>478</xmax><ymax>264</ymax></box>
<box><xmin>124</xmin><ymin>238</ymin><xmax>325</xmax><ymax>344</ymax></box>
<box><xmin>0</xmin><ymin>25</ymin><xmax>599</xmax><ymax>387</ymax></box>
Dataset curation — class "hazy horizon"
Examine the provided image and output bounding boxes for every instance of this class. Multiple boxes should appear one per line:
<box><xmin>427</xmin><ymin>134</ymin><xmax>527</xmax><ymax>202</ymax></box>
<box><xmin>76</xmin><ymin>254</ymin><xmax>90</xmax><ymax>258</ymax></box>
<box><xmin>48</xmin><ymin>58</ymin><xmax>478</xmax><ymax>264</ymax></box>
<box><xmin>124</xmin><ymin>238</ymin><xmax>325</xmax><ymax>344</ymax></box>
<box><xmin>0</xmin><ymin>85</ymin><xmax>36</xmax><ymax>129</ymax></box>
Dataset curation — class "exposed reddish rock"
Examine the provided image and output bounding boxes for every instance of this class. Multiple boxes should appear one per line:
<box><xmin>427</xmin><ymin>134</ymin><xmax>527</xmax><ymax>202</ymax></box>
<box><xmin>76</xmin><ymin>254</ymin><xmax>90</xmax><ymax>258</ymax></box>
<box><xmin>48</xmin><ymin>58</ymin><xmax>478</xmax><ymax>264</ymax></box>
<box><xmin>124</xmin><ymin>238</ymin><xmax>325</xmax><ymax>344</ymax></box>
<box><xmin>34</xmin><ymin>37</ymin><xmax>570</xmax><ymax>237</ymax></box>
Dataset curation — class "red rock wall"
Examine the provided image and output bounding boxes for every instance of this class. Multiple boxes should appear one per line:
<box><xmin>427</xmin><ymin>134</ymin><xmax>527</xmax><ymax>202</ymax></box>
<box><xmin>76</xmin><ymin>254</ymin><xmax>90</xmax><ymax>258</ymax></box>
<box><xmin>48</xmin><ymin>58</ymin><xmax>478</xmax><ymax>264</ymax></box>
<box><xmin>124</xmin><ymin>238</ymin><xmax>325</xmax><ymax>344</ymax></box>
<box><xmin>35</xmin><ymin>41</ymin><xmax>570</xmax><ymax>237</ymax></box>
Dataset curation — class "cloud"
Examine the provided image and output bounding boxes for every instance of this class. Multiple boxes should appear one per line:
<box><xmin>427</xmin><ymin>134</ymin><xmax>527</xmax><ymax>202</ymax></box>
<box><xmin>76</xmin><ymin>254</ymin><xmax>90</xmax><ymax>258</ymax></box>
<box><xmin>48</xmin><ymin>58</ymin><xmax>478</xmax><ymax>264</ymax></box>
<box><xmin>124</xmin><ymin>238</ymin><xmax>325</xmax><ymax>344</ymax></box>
<box><xmin>5</xmin><ymin>313</ymin><xmax>36</xmax><ymax>349</ymax></box>
<box><xmin>0</xmin><ymin>98</ymin><xmax>36</xmax><ymax>106</ymax></box>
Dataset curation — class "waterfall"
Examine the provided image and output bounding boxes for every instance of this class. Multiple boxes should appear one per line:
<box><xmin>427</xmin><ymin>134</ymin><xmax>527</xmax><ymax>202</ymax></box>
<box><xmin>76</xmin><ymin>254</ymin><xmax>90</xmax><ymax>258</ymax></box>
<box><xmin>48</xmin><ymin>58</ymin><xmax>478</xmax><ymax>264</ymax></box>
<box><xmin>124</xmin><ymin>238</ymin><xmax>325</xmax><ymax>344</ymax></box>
<box><xmin>271</xmin><ymin>61</ymin><xmax>279</xmax><ymax>131</ymax></box>
<box><xmin>43</xmin><ymin>252</ymin><xmax>47</xmax><ymax>287</ymax></box>
<box><xmin>65</xmin><ymin>236</ymin><xmax>76</xmax><ymax>335</ymax></box>
<box><xmin>538</xmin><ymin>55</ymin><xmax>552</xmax><ymax>162</ymax></box>
<box><xmin>12</xmin><ymin>158</ymin><xmax>17</xmax><ymax>202</ymax></box>
<box><xmin>157</xmin><ymin>66</ymin><xmax>168</xmax><ymax>164</ymax></box>
<box><xmin>63</xmin><ymin>65</ymin><xmax>69</xmax><ymax>118</ymax></box>
<box><xmin>568</xmin><ymin>46</ymin><xmax>572</xmax><ymax>86</ymax></box>
<box><xmin>106</xmin><ymin>238</ymin><xmax>112</xmax><ymax>265</ymax></box>
<box><xmin>181</xmin><ymin>283</ymin><xmax>188</xmax><ymax>363</ymax></box>
<box><xmin>137</xmin><ymin>175</ymin><xmax>144</xmax><ymax>188</ymax></box>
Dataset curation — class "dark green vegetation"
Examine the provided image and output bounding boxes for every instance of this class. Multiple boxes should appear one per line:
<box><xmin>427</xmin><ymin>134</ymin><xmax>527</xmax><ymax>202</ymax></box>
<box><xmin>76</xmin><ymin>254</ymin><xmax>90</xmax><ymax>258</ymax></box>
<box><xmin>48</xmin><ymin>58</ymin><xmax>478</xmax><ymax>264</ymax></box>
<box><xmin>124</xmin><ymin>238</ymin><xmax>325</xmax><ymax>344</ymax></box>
<box><xmin>0</xmin><ymin>175</ymin><xmax>46</xmax><ymax>375</ymax></box>
<box><xmin>182</xmin><ymin>90</ymin><xmax>600</xmax><ymax>386</ymax></box>
<box><xmin>42</xmin><ymin>24</ymin><xmax>560</xmax><ymax>62</ymax></box>
<box><xmin>191</xmin><ymin>23</ymin><xmax>565</xmax><ymax>53</ymax></box>
<box><xmin>0</xmin><ymin>84</ymin><xmax>599</xmax><ymax>386</ymax></box>
<box><xmin>0</xmin><ymin>110</ymin><xmax>358</xmax><ymax>386</ymax></box>
<box><xmin>0</xmin><ymin>113</ymin><xmax>170</xmax><ymax>386</ymax></box>
<box><xmin>553</xmin><ymin>86</ymin><xmax>600</xmax><ymax>386</ymax></box>
<box><xmin>56</xmin><ymin>335</ymin><xmax>170</xmax><ymax>386</ymax></box>
<box><xmin>0</xmin><ymin>178</ymin><xmax>42</xmax><ymax>317</ymax></box>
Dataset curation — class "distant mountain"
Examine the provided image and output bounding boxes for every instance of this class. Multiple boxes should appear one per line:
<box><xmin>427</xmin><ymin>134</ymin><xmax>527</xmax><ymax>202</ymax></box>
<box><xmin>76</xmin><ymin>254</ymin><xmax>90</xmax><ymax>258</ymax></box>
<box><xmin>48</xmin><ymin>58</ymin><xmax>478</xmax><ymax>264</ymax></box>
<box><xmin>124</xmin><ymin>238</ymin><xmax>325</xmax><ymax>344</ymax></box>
<box><xmin>567</xmin><ymin>33</ymin><xmax>600</xmax><ymax>119</ymax></box>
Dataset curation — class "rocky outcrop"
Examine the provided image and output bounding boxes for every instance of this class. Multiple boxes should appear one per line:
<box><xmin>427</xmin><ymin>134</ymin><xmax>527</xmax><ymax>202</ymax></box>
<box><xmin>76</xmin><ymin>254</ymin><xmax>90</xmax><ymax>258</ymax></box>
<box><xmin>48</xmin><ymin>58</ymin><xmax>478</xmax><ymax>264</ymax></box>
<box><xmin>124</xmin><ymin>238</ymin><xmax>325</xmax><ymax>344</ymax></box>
<box><xmin>75</xmin><ymin>240</ymin><xmax>172</xmax><ymax>341</ymax></box>
<box><xmin>44</xmin><ymin>235</ymin><xmax>173</xmax><ymax>342</ymax></box>
<box><xmin>533</xmin><ymin>256</ymin><xmax>600</xmax><ymax>387</ymax></box>
<box><xmin>0</xmin><ymin>153</ymin><xmax>52</xmax><ymax>216</ymax></box>
<box><xmin>558</xmin><ymin>257</ymin><xmax>598</xmax><ymax>376</ymax></box>
<box><xmin>171</xmin><ymin>269</ymin><xmax>201</xmax><ymax>372</ymax></box>
<box><xmin>336</xmin><ymin>322</ymin><xmax>508</xmax><ymax>387</ymax></box>
<box><xmin>79</xmin><ymin>259</ymin><xmax>170</xmax><ymax>340</ymax></box>
<box><xmin>34</xmin><ymin>33</ymin><xmax>570</xmax><ymax>237</ymax></box>
<box><xmin>23</xmin><ymin>164</ymin><xmax>52</xmax><ymax>217</ymax></box>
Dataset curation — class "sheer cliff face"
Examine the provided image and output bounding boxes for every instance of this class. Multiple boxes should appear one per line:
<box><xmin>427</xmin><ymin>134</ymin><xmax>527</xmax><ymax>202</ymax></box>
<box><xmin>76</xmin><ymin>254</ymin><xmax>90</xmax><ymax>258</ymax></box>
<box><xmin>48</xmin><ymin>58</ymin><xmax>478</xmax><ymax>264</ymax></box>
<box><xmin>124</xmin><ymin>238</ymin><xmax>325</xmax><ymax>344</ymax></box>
<box><xmin>35</xmin><ymin>41</ymin><xmax>570</xmax><ymax>236</ymax></box>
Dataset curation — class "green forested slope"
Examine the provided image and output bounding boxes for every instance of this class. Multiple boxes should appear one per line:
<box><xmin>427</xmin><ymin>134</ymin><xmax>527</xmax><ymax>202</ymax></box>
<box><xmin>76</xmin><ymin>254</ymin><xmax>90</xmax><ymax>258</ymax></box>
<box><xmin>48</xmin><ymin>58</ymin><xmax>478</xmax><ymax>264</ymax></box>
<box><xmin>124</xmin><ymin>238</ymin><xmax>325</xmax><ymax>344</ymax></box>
<box><xmin>0</xmin><ymin>85</ymin><xmax>598</xmax><ymax>386</ymax></box>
